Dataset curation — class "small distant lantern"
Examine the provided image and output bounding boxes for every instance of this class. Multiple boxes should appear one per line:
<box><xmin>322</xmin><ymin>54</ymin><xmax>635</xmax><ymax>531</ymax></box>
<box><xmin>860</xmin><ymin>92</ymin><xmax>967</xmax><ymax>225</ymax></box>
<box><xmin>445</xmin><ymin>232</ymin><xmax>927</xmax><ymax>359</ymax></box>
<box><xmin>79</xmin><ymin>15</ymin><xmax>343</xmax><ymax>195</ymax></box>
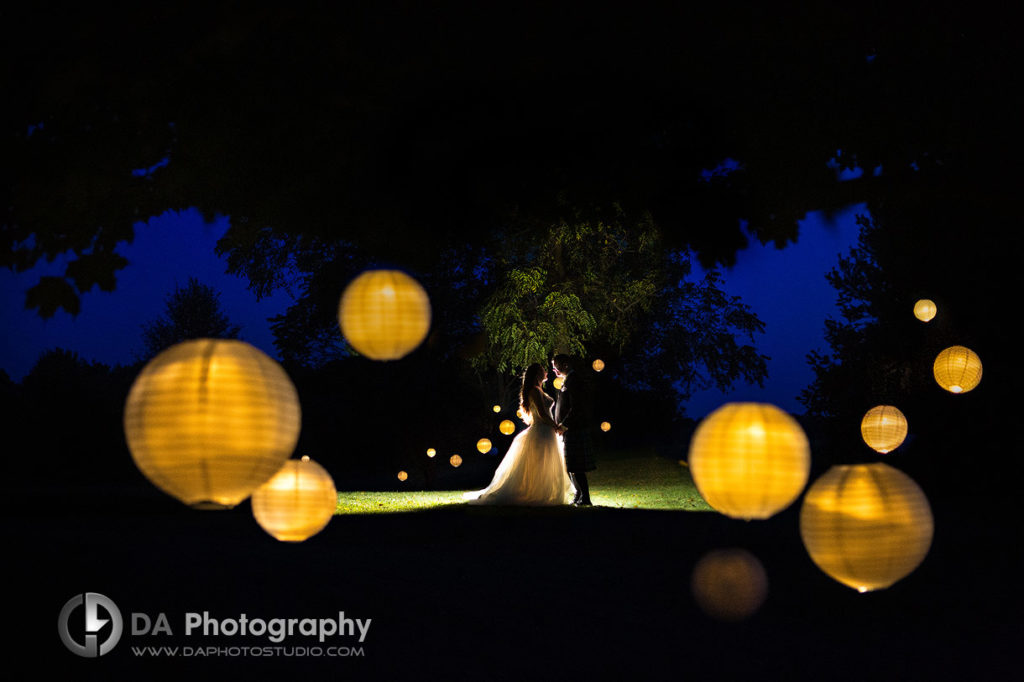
<box><xmin>499</xmin><ymin>420</ymin><xmax>515</xmax><ymax>435</ymax></box>
<box><xmin>592</xmin><ymin>359</ymin><xmax>605</xmax><ymax>372</ymax></box>
<box><xmin>337</xmin><ymin>270</ymin><xmax>431</xmax><ymax>361</ymax></box>
<box><xmin>476</xmin><ymin>438</ymin><xmax>492</xmax><ymax>454</ymax></box>
<box><xmin>860</xmin><ymin>405</ymin><xmax>908</xmax><ymax>454</ymax></box>
<box><xmin>492</xmin><ymin>404</ymin><xmax>501</xmax><ymax>413</ymax></box>
<box><xmin>450</xmin><ymin>454</ymin><xmax>462</xmax><ymax>467</ymax></box>
<box><xmin>691</xmin><ymin>549</ymin><xmax>768</xmax><ymax>621</ymax></box>
<box><xmin>251</xmin><ymin>456</ymin><xmax>337</xmax><ymax>542</ymax></box>
<box><xmin>688</xmin><ymin>402</ymin><xmax>810</xmax><ymax>520</ymax></box>
<box><xmin>600</xmin><ymin>421</ymin><xmax>611</xmax><ymax>432</ymax></box>
<box><xmin>516</xmin><ymin>407</ymin><xmax>525</xmax><ymax>419</ymax></box>
<box><xmin>124</xmin><ymin>339</ymin><xmax>301</xmax><ymax>509</ymax></box>
<box><xmin>397</xmin><ymin>470</ymin><xmax>408</xmax><ymax>481</ymax></box>
<box><xmin>800</xmin><ymin>463</ymin><xmax>933</xmax><ymax>592</ymax></box>
<box><xmin>426</xmin><ymin>448</ymin><xmax>436</xmax><ymax>457</ymax></box>
<box><xmin>933</xmin><ymin>345</ymin><xmax>982</xmax><ymax>394</ymax></box>
<box><xmin>553</xmin><ymin>376</ymin><xmax>565</xmax><ymax>390</ymax></box>
<box><xmin>913</xmin><ymin>299</ymin><xmax>937</xmax><ymax>322</ymax></box>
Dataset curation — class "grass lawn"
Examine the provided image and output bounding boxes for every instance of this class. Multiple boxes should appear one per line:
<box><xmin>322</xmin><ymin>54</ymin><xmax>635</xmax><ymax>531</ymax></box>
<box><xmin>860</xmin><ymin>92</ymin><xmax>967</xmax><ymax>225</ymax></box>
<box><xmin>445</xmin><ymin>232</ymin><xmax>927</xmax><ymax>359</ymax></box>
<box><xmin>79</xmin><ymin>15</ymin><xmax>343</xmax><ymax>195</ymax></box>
<box><xmin>335</xmin><ymin>449</ymin><xmax>712</xmax><ymax>513</ymax></box>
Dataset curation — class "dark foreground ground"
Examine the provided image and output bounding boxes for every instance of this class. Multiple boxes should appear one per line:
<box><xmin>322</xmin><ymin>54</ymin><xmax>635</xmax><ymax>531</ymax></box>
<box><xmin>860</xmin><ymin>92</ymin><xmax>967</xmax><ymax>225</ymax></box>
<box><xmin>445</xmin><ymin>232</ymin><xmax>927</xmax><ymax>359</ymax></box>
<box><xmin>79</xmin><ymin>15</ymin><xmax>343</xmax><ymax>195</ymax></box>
<box><xmin>8</xmin><ymin>475</ymin><xmax>1021</xmax><ymax>680</ymax></box>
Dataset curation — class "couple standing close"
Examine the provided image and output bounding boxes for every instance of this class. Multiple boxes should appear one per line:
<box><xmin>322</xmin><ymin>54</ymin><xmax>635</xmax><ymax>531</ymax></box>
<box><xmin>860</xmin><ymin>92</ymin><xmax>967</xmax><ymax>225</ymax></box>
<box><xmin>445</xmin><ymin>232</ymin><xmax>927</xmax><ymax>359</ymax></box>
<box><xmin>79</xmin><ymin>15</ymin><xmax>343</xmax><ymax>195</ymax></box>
<box><xmin>465</xmin><ymin>355</ymin><xmax>596</xmax><ymax>507</ymax></box>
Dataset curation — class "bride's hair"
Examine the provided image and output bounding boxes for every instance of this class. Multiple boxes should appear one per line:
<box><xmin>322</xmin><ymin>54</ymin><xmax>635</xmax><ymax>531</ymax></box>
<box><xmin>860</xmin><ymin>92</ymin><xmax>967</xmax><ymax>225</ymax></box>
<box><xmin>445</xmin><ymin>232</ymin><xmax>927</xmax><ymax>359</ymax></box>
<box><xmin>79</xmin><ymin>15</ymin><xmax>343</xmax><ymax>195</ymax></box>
<box><xmin>519</xmin><ymin>363</ymin><xmax>547</xmax><ymax>413</ymax></box>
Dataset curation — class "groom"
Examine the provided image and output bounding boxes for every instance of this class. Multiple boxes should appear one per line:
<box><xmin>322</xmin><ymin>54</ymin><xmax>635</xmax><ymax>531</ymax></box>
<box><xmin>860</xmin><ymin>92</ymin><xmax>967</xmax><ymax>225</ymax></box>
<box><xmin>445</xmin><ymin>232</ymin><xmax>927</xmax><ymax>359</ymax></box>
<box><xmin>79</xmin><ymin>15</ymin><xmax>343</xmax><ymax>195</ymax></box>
<box><xmin>551</xmin><ymin>354</ymin><xmax>596</xmax><ymax>506</ymax></box>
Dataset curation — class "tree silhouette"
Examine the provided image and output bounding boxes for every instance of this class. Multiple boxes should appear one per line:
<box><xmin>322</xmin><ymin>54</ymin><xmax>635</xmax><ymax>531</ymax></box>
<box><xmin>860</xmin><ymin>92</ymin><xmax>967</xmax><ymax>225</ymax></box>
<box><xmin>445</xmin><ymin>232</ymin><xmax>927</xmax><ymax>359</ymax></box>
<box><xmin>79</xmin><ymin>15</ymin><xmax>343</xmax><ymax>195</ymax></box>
<box><xmin>5</xmin><ymin>3</ymin><xmax>1008</xmax><ymax>317</ymax></box>
<box><xmin>140</xmin><ymin>278</ymin><xmax>242</xmax><ymax>358</ymax></box>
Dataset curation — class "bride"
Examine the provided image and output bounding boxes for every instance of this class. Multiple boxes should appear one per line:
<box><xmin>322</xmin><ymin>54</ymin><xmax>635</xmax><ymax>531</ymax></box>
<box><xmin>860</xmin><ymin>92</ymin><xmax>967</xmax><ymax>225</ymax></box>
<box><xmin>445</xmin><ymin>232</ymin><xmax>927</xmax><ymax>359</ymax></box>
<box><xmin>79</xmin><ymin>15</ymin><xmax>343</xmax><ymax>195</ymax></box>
<box><xmin>464</xmin><ymin>363</ymin><xmax>575</xmax><ymax>505</ymax></box>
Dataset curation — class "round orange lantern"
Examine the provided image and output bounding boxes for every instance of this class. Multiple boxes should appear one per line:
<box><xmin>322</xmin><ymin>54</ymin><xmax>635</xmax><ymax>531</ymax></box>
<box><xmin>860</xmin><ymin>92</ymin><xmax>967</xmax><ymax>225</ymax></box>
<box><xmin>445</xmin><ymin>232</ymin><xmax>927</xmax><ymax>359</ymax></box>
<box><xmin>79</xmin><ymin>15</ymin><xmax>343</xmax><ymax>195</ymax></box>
<box><xmin>492</xmin><ymin>404</ymin><xmax>501</xmax><ymax>413</ymax></box>
<box><xmin>600</xmin><ymin>421</ymin><xmax>611</xmax><ymax>432</ymax></box>
<box><xmin>450</xmin><ymin>454</ymin><xmax>462</xmax><ymax>467</ymax></box>
<box><xmin>499</xmin><ymin>419</ymin><xmax>515</xmax><ymax>435</ymax></box>
<box><xmin>933</xmin><ymin>345</ymin><xmax>982</xmax><ymax>394</ymax></box>
<box><xmin>800</xmin><ymin>463</ymin><xmax>933</xmax><ymax>592</ymax></box>
<box><xmin>860</xmin><ymin>405</ymin><xmax>908</xmax><ymax>454</ymax></box>
<box><xmin>691</xmin><ymin>548</ymin><xmax>768</xmax><ymax>621</ymax></box>
<box><xmin>688</xmin><ymin>402</ymin><xmax>810</xmax><ymax>520</ymax></box>
<box><xmin>476</xmin><ymin>438</ymin><xmax>492</xmax><ymax>454</ymax></box>
<box><xmin>552</xmin><ymin>376</ymin><xmax>564</xmax><ymax>390</ymax></box>
<box><xmin>592</xmin><ymin>359</ymin><xmax>605</xmax><ymax>372</ymax></box>
<box><xmin>397</xmin><ymin>470</ymin><xmax>408</xmax><ymax>481</ymax></box>
<box><xmin>251</xmin><ymin>456</ymin><xmax>337</xmax><ymax>542</ymax></box>
<box><xmin>124</xmin><ymin>339</ymin><xmax>301</xmax><ymax>509</ymax></box>
<box><xmin>913</xmin><ymin>299</ymin><xmax>937</xmax><ymax>322</ymax></box>
<box><xmin>426</xmin><ymin>448</ymin><xmax>436</xmax><ymax>457</ymax></box>
<box><xmin>337</xmin><ymin>270</ymin><xmax>431</xmax><ymax>360</ymax></box>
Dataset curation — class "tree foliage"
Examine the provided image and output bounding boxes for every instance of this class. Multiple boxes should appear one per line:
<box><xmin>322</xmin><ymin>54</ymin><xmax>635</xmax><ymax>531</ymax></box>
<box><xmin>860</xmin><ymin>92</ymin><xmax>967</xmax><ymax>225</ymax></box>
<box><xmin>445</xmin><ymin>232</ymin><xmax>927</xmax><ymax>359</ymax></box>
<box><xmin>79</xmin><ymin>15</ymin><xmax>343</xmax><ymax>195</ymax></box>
<box><xmin>140</xmin><ymin>277</ymin><xmax>242</xmax><ymax>359</ymax></box>
<box><xmin>6</xmin><ymin>3</ymin><xmax>1008</xmax><ymax>317</ymax></box>
<box><xmin>474</xmin><ymin>209</ymin><xmax>767</xmax><ymax>412</ymax></box>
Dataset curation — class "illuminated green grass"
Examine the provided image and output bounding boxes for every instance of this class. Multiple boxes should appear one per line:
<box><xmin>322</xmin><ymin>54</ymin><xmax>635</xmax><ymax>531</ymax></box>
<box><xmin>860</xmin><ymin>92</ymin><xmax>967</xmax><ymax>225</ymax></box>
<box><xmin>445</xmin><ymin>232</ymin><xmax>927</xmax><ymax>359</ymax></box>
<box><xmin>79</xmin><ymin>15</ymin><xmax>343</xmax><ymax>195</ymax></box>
<box><xmin>335</xmin><ymin>451</ymin><xmax>712</xmax><ymax>514</ymax></box>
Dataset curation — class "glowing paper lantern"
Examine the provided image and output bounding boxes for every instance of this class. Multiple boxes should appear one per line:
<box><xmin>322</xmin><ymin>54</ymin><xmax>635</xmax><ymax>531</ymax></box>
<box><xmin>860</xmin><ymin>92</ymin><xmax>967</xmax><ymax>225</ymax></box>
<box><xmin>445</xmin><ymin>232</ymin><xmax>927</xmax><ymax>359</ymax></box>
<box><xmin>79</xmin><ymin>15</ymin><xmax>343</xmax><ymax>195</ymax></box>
<box><xmin>397</xmin><ymin>471</ymin><xmax>408</xmax><ymax>481</ymax></box>
<box><xmin>860</xmin><ymin>405</ymin><xmax>908</xmax><ymax>453</ymax></box>
<box><xmin>337</xmin><ymin>270</ymin><xmax>431</xmax><ymax>360</ymax></box>
<box><xmin>800</xmin><ymin>463</ymin><xmax>933</xmax><ymax>592</ymax></box>
<box><xmin>933</xmin><ymin>345</ymin><xmax>982</xmax><ymax>394</ymax></box>
<box><xmin>592</xmin><ymin>359</ymin><xmax>605</xmax><ymax>372</ymax></box>
<box><xmin>124</xmin><ymin>339</ymin><xmax>301</xmax><ymax>509</ymax></box>
<box><xmin>499</xmin><ymin>420</ymin><xmax>515</xmax><ymax>435</ymax></box>
<box><xmin>691</xmin><ymin>549</ymin><xmax>768</xmax><ymax>621</ymax></box>
<box><xmin>913</xmin><ymin>299</ymin><xmax>937</xmax><ymax>322</ymax></box>
<box><xmin>516</xmin><ymin>407</ymin><xmax>525</xmax><ymax>419</ymax></box>
<box><xmin>552</xmin><ymin>376</ymin><xmax>564</xmax><ymax>390</ymax></box>
<box><xmin>600</xmin><ymin>421</ymin><xmax>611</xmax><ymax>432</ymax></box>
<box><xmin>492</xmin><ymin>404</ymin><xmax>501</xmax><ymax>413</ymax></box>
<box><xmin>688</xmin><ymin>402</ymin><xmax>810</xmax><ymax>520</ymax></box>
<box><xmin>251</xmin><ymin>456</ymin><xmax>337</xmax><ymax>542</ymax></box>
<box><xmin>476</xmin><ymin>438</ymin><xmax>492</xmax><ymax>454</ymax></box>
<box><xmin>426</xmin><ymin>448</ymin><xmax>436</xmax><ymax>458</ymax></box>
<box><xmin>450</xmin><ymin>454</ymin><xmax>462</xmax><ymax>467</ymax></box>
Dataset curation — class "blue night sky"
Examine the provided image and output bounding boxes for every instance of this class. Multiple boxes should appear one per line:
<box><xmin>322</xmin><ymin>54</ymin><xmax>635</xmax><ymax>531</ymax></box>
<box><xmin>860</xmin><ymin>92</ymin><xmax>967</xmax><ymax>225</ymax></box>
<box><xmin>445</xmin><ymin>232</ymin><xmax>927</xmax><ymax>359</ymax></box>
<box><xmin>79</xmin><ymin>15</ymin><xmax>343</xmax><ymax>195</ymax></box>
<box><xmin>1</xmin><ymin>205</ymin><xmax>862</xmax><ymax>418</ymax></box>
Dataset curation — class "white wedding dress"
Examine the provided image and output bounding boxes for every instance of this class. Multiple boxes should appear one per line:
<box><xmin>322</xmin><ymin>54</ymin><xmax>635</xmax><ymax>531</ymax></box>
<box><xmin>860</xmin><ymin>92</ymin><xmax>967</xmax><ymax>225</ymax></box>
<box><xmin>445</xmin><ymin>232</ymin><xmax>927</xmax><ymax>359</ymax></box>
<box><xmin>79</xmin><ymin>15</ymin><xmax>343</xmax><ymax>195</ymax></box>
<box><xmin>464</xmin><ymin>390</ymin><xmax>575</xmax><ymax>506</ymax></box>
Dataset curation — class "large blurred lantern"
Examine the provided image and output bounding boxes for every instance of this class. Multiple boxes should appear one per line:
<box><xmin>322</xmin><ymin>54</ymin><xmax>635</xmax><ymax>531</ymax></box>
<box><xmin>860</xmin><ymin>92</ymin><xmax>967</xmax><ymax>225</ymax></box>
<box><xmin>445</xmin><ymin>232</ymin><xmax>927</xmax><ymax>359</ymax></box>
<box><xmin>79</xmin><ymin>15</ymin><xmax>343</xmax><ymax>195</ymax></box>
<box><xmin>426</xmin><ymin>448</ymin><xmax>436</xmax><ymax>458</ymax></box>
<box><xmin>124</xmin><ymin>339</ymin><xmax>301</xmax><ymax>509</ymax></box>
<box><xmin>860</xmin><ymin>405</ymin><xmax>908</xmax><ymax>454</ymax></box>
<box><xmin>397</xmin><ymin>470</ymin><xmax>408</xmax><ymax>482</ymax></box>
<box><xmin>476</xmin><ymin>438</ymin><xmax>492</xmax><ymax>454</ymax></box>
<box><xmin>913</xmin><ymin>299</ymin><xmax>937</xmax><ymax>322</ymax></box>
<box><xmin>933</xmin><ymin>345</ymin><xmax>982</xmax><ymax>394</ymax></box>
<box><xmin>251</xmin><ymin>456</ymin><xmax>337</xmax><ymax>542</ymax></box>
<box><xmin>337</xmin><ymin>270</ymin><xmax>431</xmax><ymax>360</ymax></box>
<box><xmin>688</xmin><ymin>402</ymin><xmax>810</xmax><ymax>520</ymax></box>
<box><xmin>800</xmin><ymin>463</ymin><xmax>933</xmax><ymax>592</ymax></box>
<box><xmin>600</xmin><ymin>421</ymin><xmax>611</xmax><ymax>432</ymax></box>
<box><xmin>552</xmin><ymin>376</ymin><xmax>564</xmax><ymax>390</ymax></box>
<box><xmin>691</xmin><ymin>549</ymin><xmax>768</xmax><ymax>621</ymax></box>
<box><xmin>499</xmin><ymin>420</ymin><xmax>515</xmax><ymax>435</ymax></box>
<box><xmin>450</xmin><ymin>454</ymin><xmax>462</xmax><ymax>467</ymax></box>
<box><xmin>592</xmin><ymin>359</ymin><xmax>605</xmax><ymax>372</ymax></box>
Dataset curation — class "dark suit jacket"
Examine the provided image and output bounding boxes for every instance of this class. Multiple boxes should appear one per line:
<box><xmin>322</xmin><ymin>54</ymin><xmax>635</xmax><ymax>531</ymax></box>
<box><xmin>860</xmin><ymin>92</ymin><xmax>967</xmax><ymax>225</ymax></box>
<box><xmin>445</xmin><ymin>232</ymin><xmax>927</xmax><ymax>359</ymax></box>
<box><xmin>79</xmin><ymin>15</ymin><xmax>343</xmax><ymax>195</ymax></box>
<box><xmin>553</xmin><ymin>370</ymin><xmax>596</xmax><ymax>472</ymax></box>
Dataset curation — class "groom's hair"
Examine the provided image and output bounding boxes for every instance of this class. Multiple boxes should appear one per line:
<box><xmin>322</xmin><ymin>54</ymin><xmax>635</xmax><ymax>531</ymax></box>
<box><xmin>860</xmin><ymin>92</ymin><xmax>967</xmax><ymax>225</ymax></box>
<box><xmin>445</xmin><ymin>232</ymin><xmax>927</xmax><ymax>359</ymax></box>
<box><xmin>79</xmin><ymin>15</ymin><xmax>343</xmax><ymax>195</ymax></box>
<box><xmin>552</xmin><ymin>355</ymin><xmax>573</xmax><ymax>372</ymax></box>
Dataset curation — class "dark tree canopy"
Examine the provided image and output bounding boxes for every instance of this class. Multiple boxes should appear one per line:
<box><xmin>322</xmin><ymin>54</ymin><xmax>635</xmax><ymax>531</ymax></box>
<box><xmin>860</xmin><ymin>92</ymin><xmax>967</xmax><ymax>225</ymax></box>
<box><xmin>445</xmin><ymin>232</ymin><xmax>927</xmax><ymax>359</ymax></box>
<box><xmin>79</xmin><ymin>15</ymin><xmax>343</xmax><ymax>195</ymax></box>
<box><xmin>3</xmin><ymin>3</ymin><xmax>1010</xmax><ymax>316</ymax></box>
<box><xmin>140</xmin><ymin>277</ymin><xmax>242</xmax><ymax>359</ymax></box>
